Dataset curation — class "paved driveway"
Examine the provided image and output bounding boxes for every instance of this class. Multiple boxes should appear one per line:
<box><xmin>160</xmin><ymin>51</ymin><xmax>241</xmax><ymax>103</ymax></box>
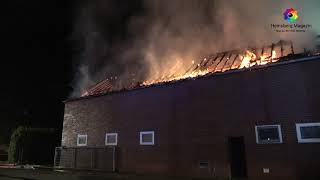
<box><xmin>0</xmin><ymin>168</ymin><xmax>227</xmax><ymax>180</ymax></box>
<box><xmin>0</xmin><ymin>168</ymin><xmax>119</xmax><ymax>180</ymax></box>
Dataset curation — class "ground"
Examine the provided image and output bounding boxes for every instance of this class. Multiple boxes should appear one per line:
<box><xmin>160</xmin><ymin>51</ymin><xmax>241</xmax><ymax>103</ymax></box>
<box><xmin>0</xmin><ymin>168</ymin><xmax>124</xmax><ymax>180</ymax></box>
<box><xmin>0</xmin><ymin>168</ymin><xmax>226</xmax><ymax>180</ymax></box>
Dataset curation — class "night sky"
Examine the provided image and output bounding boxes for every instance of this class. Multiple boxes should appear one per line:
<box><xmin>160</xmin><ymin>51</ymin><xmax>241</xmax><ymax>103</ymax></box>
<box><xmin>1</xmin><ymin>0</ymin><xmax>143</xmax><ymax>142</ymax></box>
<box><xmin>1</xmin><ymin>1</ymin><xmax>74</xmax><ymax>141</ymax></box>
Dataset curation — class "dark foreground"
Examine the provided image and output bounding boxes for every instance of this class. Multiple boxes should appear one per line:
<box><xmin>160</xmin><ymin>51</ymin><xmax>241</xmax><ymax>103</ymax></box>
<box><xmin>0</xmin><ymin>168</ymin><xmax>229</xmax><ymax>180</ymax></box>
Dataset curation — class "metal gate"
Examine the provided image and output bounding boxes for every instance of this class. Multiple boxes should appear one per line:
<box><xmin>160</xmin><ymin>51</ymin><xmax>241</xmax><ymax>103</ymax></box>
<box><xmin>54</xmin><ymin>147</ymin><xmax>117</xmax><ymax>172</ymax></box>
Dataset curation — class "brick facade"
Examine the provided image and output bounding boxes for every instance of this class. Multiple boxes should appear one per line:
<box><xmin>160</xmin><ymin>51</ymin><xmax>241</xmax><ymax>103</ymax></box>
<box><xmin>62</xmin><ymin>58</ymin><xmax>320</xmax><ymax>180</ymax></box>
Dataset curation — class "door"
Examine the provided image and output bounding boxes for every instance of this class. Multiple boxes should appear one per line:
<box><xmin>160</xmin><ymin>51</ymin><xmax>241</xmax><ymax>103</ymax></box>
<box><xmin>228</xmin><ymin>136</ymin><xmax>248</xmax><ymax>179</ymax></box>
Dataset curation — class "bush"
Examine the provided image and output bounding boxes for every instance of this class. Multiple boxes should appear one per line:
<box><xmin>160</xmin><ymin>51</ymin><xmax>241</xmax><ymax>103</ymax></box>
<box><xmin>8</xmin><ymin>126</ymin><xmax>59</xmax><ymax>165</ymax></box>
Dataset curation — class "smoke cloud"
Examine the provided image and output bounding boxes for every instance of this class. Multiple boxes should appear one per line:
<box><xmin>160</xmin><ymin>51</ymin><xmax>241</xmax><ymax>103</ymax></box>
<box><xmin>70</xmin><ymin>0</ymin><xmax>320</xmax><ymax>97</ymax></box>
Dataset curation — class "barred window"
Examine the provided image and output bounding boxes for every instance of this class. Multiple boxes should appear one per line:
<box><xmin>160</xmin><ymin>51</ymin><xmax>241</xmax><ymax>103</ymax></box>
<box><xmin>255</xmin><ymin>125</ymin><xmax>283</xmax><ymax>144</ymax></box>
<box><xmin>105</xmin><ymin>133</ymin><xmax>118</xmax><ymax>146</ymax></box>
<box><xmin>77</xmin><ymin>134</ymin><xmax>87</xmax><ymax>146</ymax></box>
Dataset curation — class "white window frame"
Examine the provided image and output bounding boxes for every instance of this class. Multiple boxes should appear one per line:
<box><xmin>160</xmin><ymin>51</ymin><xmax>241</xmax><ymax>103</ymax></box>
<box><xmin>140</xmin><ymin>131</ymin><xmax>155</xmax><ymax>145</ymax></box>
<box><xmin>296</xmin><ymin>122</ymin><xmax>320</xmax><ymax>143</ymax></box>
<box><xmin>77</xmin><ymin>134</ymin><xmax>87</xmax><ymax>146</ymax></box>
<box><xmin>255</xmin><ymin>125</ymin><xmax>283</xmax><ymax>144</ymax></box>
<box><xmin>105</xmin><ymin>133</ymin><xmax>118</xmax><ymax>146</ymax></box>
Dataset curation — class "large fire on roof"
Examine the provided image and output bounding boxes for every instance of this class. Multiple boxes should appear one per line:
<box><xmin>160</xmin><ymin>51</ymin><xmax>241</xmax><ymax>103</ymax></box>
<box><xmin>81</xmin><ymin>40</ymin><xmax>318</xmax><ymax>97</ymax></box>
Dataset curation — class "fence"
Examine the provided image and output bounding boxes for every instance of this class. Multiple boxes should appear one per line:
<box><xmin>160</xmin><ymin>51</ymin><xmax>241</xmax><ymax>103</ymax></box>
<box><xmin>0</xmin><ymin>153</ymin><xmax>7</xmax><ymax>161</ymax></box>
<box><xmin>54</xmin><ymin>146</ymin><xmax>117</xmax><ymax>172</ymax></box>
<box><xmin>0</xmin><ymin>146</ymin><xmax>8</xmax><ymax>161</ymax></box>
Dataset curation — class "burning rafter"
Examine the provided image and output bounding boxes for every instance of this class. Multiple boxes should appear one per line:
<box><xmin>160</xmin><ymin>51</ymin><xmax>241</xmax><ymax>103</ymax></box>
<box><xmin>142</xmin><ymin>40</ymin><xmax>294</xmax><ymax>85</ymax></box>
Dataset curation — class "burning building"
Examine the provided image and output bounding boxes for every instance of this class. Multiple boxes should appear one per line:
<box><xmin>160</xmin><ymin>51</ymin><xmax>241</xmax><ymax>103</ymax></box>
<box><xmin>56</xmin><ymin>41</ymin><xmax>320</xmax><ymax>180</ymax></box>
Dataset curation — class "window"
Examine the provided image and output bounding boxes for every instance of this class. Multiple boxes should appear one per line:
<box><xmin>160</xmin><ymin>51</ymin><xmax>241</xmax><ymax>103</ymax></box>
<box><xmin>198</xmin><ymin>160</ymin><xmax>209</xmax><ymax>169</ymax></box>
<box><xmin>255</xmin><ymin>125</ymin><xmax>283</xmax><ymax>144</ymax></box>
<box><xmin>77</xmin><ymin>134</ymin><xmax>87</xmax><ymax>146</ymax></box>
<box><xmin>140</xmin><ymin>131</ymin><xmax>155</xmax><ymax>145</ymax></box>
<box><xmin>105</xmin><ymin>133</ymin><xmax>118</xmax><ymax>146</ymax></box>
<box><xmin>296</xmin><ymin>123</ymin><xmax>320</xmax><ymax>143</ymax></box>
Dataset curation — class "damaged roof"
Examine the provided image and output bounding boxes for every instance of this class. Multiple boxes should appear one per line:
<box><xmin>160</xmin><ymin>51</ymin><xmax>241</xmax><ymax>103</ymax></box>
<box><xmin>73</xmin><ymin>40</ymin><xmax>320</xmax><ymax>101</ymax></box>
<box><xmin>81</xmin><ymin>79</ymin><xmax>113</xmax><ymax>97</ymax></box>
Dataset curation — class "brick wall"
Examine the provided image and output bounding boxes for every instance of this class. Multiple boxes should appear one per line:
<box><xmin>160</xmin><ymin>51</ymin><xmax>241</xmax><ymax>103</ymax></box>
<box><xmin>62</xmin><ymin>58</ymin><xmax>320</xmax><ymax>180</ymax></box>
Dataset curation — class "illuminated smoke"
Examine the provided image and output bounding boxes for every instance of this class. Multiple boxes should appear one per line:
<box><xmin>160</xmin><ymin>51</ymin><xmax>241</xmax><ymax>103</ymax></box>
<box><xmin>71</xmin><ymin>0</ymin><xmax>319</xmax><ymax>97</ymax></box>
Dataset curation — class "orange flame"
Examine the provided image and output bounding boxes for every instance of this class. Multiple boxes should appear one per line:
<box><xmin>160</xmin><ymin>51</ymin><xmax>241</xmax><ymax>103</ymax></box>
<box><xmin>143</xmin><ymin>50</ymin><xmax>279</xmax><ymax>86</ymax></box>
